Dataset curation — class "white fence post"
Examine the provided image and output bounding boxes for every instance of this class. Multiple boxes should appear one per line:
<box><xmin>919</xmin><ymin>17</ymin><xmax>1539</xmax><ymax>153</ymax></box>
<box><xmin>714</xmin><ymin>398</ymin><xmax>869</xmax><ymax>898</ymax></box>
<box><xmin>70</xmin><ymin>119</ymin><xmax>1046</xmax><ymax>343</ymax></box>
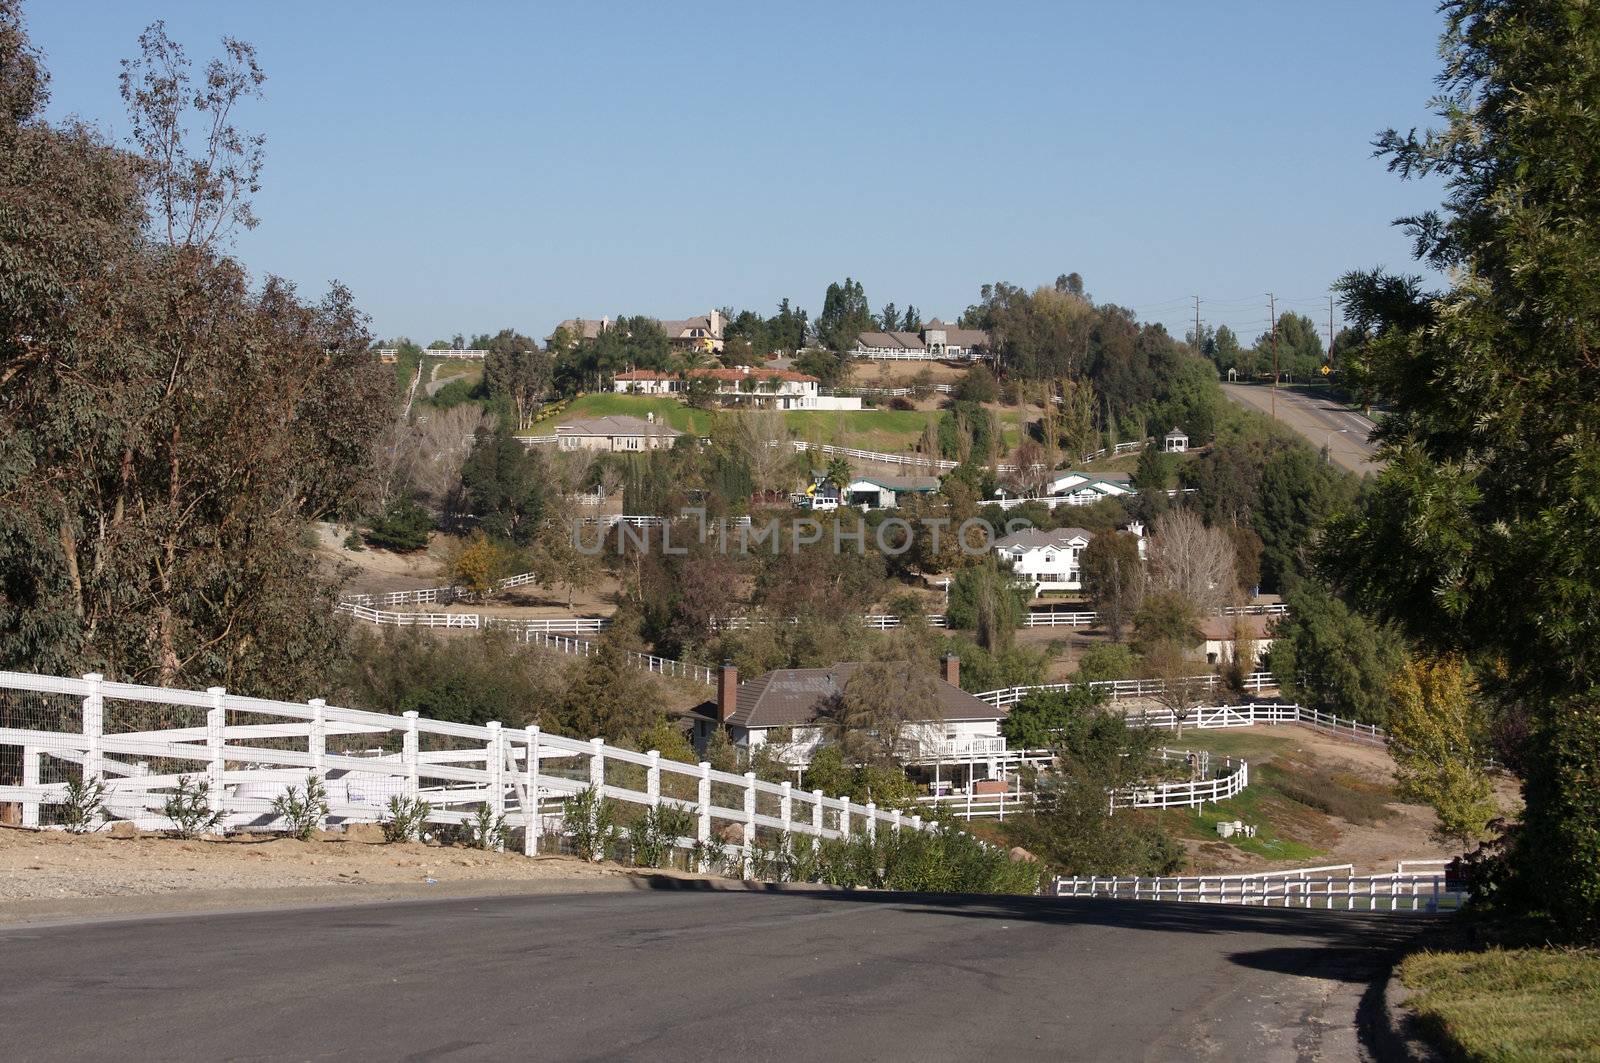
<box><xmin>402</xmin><ymin>710</ymin><xmax>419</xmax><ymax>797</ymax></box>
<box><xmin>742</xmin><ymin>772</ymin><xmax>757</xmax><ymax>878</ymax></box>
<box><xmin>206</xmin><ymin>686</ymin><xmax>225</xmax><ymax>819</ymax></box>
<box><xmin>486</xmin><ymin>722</ymin><xmax>505</xmax><ymax>849</ymax></box>
<box><xmin>696</xmin><ymin>762</ymin><xmax>712</xmax><ymax>870</ymax></box>
<box><xmin>779</xmin><ymin>781</ymin><xmax>792</xmax><ymax>838</ymax></box>
<box><xmin>589</xmin><ymin>737</ymin><xmax>605</xmax><ymax>794</ymax></box>
<box><xmin>524</xmin><ymin>725</ymin><xmax>542</xmax><ymax>856</ymax></box>
<box><xmin>308</xmin><ymin>698</ymin><xmax>327</xmax><ymax>828</ymax></box>
<box><xmin>864</xmin><ymin>801</ymin><xmax>877</xmax><ymax>842</ymax></box>
<box><xmin>81</xmin><ymin>672</ymin><xmax>104</xmax><ymax>785</ymax></box>
<box><xmin>646</xmin><ymin>750</ymin><xmax>661</xmax><ymax>808</ymax></box>
<box><xmin>838</xmin><ymin>797</ymin><xmax>850</xmax><ymax>839</ymax></box>
<box><xmin>21</xmin><ymin>746</ymin><xmax>40</xmax><ymax>827</ymax></box>
<box><xmin>811</xmin><ymin>788</ymin><xmax>824</xmax><ymax>851</ymax></box>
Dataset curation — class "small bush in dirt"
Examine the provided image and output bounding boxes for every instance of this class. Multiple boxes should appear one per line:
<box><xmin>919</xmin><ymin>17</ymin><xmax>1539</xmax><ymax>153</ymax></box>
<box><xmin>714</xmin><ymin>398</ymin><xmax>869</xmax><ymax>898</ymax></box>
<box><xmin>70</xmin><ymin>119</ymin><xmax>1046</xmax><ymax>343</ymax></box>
<box><xmin>61</xmin><ymin>775</ymin><xmax>108</xmax><ymax>834</ymax></box>
<box><xmin>563</xmin><ymin>785</ymin><xmax>617</xmax><ymax>862</ymax></box>
<box><xmin>341</xmin><ymin>529</ymin><xmax>364</xmax><ymax>551</ymax></box>
<box><xmin>469</xmin><ymin>804</ymin><xmax>508</xmax><ymax>851</ymax></box>
<box><xmin>688</xmin><ymin>838</ymin><xmax>721</xmax><ymax>873</ymax></box>
<box><xmin>629</xmin><ymin>804</ymin><xmax>695</xmax><ymax>869</ymax></box>
<box><xmin>162</xmin><ymin>776</ymin><xmax>224</xmax><ymax>839</ymax></box>
<box><xmin>752</xmin><ymin>832</ymin><xmax>800</xmax><ymax>883</ymax></box>
<box><xmin>889</xmin><ymin>396</ymin><xmax>915</xmax><ymax>411</ymax></box>
<box><xmin>271</xmin><ymin>776</ymin><xmax>329</xmax><ymax>841</ymax></box>
<box><xmin>382</xmin><ymin>795</ymin><xmax>432</xmax><ymax>843</ymax></box>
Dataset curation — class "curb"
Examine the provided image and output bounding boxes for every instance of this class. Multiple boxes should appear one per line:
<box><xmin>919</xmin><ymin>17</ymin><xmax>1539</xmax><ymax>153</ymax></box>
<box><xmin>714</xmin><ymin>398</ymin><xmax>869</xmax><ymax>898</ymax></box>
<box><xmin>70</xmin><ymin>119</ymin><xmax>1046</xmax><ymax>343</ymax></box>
<box><xmin>1370</xmin><ymin>966</ymin><xmax>1444</xmax><ymax>1063</ymax></box>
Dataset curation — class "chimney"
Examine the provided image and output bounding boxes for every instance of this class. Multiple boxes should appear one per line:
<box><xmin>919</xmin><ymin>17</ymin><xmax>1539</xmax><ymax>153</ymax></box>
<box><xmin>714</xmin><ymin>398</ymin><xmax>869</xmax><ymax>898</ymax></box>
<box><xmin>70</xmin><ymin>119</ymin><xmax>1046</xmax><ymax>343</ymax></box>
<box><xmin>941</xmin><ymin>653</ymin><xmax>959</xmax><ymax>687</ymax></box>
<box><xmin>717</xmin><ymin>660</ymin><xmax>739</xmax><ymax>722</ymax></box>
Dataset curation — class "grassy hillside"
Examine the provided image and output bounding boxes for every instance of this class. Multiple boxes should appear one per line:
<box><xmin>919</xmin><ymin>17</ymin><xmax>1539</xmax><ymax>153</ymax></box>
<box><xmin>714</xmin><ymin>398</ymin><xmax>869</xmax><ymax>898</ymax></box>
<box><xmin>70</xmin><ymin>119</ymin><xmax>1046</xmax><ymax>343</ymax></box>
<box><xmin>523</xmin><ymin>393</ymin><xmax>1028</xmax><ymax>458</ymax></box>
<box><xmin>523</xmin><ymin>394</ymin><xmax>716</xmax><ymax>435</ymax></box>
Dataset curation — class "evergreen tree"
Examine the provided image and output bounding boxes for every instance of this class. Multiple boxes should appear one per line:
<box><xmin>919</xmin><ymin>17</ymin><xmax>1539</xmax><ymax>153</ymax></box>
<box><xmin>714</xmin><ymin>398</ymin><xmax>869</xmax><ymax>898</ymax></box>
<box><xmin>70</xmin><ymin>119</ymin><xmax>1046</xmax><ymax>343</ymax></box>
<box><xmin>1324</xmin><ymin>0</ymin><xmax>1600</xmax><ymax>938</ymax></box>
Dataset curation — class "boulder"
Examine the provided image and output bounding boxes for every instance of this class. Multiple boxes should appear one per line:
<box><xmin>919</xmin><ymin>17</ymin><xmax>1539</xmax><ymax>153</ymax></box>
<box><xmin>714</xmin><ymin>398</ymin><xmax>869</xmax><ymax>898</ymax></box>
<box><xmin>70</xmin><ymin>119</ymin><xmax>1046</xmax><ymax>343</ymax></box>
<box><xmin>1008</xmin><ymin>846</ymin><xmax>1039</xmax><ymax>863</ymax></box>
<box><xmin>107</xmin><ymin>821</ymin><xmax>139</xmax><ymax>839</ymax></box>
<box><xmin>716</xmin><ymin>822</ymin><xmax>745</xmax><ymax>845</ymax></box>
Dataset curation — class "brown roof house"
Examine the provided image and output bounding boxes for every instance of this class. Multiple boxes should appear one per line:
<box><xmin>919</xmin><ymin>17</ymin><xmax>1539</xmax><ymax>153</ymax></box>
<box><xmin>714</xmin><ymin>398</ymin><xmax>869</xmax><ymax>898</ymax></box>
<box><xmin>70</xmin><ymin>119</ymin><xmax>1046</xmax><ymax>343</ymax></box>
<box><xmin>1197</xmin><ymin>614</ymin><xmax>1276</xmax><ymax>667</ymax></box>
<box><xmin>686</xmin><ymin>655</ymin><xmax>1006</xmax><ymax>768</ymax></box>
<box><xmin>554</xmin><ymin>413</ymin><xmax>682</xmax><ymax>452</ymax></box>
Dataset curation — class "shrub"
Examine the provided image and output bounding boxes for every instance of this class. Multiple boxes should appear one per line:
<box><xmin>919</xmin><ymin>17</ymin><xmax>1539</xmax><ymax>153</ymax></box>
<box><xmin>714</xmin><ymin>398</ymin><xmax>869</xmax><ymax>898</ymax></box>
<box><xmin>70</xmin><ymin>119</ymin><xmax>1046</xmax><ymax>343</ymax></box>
<box><xmin>563</xmin><ymin>785</ymin><xmax>617</xmax><ymax>862</ymax></box>
<box><xmin>271</xmin><ymin>775</ymin><xmax>329</xmax><ymax>841</ymax></box>
<box><xmin>61</xmin><ymin>775</ymin><xmax>108</xmax><ymax>834</ymax></box>
<box><xmin>362</xmin><ymin>498</ymin><xmax>434</xmax><ymax>552</ymax></box>
<box><xmin>382</xmin><ymin>794</ymin><xmax>432</xmax><ymax>843</ymax></box>
<box><xmin>889</xmin><ymin>396</ymin><xmax>915</xmax><ymax>411</ymax></box>
<box><xmin>629</xmin><ymin>804</ymin><xmax>695</xmax><ymax>868</ymax></box>
<box><xmin>162</xmin><ymin>776</ymin><xmax>224</xmax><ymax>839</ymax></box>
<box><xmin>469</xmin><ymin>803</ymin><xmax>508</xmax><ymax>851</ymax></box>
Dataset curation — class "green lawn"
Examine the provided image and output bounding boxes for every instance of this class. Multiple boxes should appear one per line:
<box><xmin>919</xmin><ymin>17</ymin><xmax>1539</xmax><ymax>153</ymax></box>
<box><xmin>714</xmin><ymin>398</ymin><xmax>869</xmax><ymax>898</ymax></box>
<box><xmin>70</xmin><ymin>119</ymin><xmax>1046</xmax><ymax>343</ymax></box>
<box><xmin>1402</xmin><ymin>947</ymin><xmax>1600</xmax><ymax>1060</ymax></box>
<box><xmin>523</xmin><ymin>394</ymin><xmax>716</xmax><ymax>436</ymax></box>
<box><xmin>430</xmin><ymin>358</ymin><xmax>483</xmax><ymax>384</ymax></box>
<box><xmin>784</xmin><ymin>408</ymin><xmax>939</xmax><ymax>453</ymax></box>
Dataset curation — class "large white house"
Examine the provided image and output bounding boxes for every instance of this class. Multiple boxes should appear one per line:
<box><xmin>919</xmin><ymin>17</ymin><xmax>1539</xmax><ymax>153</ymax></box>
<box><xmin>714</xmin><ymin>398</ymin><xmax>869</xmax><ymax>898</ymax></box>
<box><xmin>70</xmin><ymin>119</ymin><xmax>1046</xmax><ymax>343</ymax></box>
<box><xmin>611</xmin><ymin>366</ymin><xmax>845</xmax><ymax>410</ymax></box>
<box><xmin>993</xmin><ymin>526</ymin><xmax>1096</xmax><ymax>594</ymax></box>
<box><xmin>686</xmin><ymin>657</ymin><xmax>1004</xmax><ymax>768</ymax></box>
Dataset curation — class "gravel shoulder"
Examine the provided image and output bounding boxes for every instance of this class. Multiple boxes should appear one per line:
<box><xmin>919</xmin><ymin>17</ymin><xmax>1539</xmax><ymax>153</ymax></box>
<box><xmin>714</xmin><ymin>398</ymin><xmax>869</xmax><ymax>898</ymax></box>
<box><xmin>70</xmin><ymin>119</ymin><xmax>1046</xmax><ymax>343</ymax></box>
<box><xmin>0</xmin><ymin>826</ymin><xmax>699</xmax><ymax>927</ymax></box>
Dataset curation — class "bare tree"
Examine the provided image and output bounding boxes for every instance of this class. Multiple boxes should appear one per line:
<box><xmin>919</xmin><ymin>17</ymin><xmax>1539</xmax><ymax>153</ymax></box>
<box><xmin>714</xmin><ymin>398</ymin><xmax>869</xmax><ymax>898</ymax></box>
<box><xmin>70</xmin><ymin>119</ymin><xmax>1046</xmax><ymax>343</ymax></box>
<box><xmin>737</xmin><ymin>407</ymin><xmax>799</xmax><ymax>498</ymax></box>
<box><xmin>1143</xmin><ymin>641</ymin><xmax>1208</xmax><ymax>737</ymax></box>
<box><xmin>1146</xmin><ymin>509</ymin><xmax>1238</xmax><ymax>616</ymax></box>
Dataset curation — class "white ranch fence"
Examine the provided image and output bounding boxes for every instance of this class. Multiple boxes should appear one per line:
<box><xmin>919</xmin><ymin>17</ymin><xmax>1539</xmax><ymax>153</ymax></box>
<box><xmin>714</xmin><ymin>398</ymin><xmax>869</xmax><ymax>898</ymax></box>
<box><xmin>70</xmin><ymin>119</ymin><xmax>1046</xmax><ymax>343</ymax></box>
<box><xmin>975</xmin><ymin>674</ymin><xmax>1278</xmax><ymax>708</ymax></box>
<box><xmin>1054</xmin><ymin>864</ymin><xmax>1466</xmax><ymax>913</ymax></box>
<box><xmin>916</xmin><ymin>757</ymin><xmax>1251</xmax><ymax>821</ymax></box>
<box><xmin>0</xmin><ymin>671</ymin><xmax>927</xmax><ymax>874</ymax></box>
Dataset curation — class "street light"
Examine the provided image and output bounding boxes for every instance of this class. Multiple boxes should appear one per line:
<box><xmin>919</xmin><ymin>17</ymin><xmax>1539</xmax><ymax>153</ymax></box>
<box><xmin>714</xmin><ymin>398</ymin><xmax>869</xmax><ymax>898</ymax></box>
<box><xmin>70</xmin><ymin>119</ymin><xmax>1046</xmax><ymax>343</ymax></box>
<box><xmin>1324</xmin><ymin>427</ymin><xmax>1349</xmax><ymax>461</ymax></box>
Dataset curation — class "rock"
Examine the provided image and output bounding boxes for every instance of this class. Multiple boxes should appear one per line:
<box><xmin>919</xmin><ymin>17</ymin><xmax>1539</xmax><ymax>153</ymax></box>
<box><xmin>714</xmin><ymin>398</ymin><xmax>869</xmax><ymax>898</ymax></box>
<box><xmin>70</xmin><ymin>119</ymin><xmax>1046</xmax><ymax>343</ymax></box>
<box><xmin>1008</xmin><ymin>846</ymin><xmax>1039</xmax><ymax>863</ymax></box>
<box><xmin>716</xmin><ymin>823</ymin><xmax>745</xmax><ymax>845</ymax></box>
<box><xmin>107</xmin><ymin>821</ymin><xmax>139</xmax><ymax>840</ymax></box>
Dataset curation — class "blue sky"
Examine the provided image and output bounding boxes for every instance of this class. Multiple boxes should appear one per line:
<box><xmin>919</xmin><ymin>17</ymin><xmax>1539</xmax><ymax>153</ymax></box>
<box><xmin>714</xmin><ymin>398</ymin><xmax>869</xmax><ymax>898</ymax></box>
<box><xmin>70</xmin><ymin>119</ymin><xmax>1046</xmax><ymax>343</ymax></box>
<box><xmin>26</xmin><ymin>1</ymin><xmax>1447</xmax><ymax>346</ymax></box>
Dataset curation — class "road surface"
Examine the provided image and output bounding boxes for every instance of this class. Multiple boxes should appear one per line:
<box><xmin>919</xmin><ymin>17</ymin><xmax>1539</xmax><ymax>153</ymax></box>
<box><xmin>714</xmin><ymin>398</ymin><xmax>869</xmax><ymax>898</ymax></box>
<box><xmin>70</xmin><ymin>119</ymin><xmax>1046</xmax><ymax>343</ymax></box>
<box><xmin>1221</xmin><ymin>383</ymin><xmax>1383</xmax><ymax>475</ymax></box>
<box><xmin>0</xmin><ymin>885</ymin><xmax>1418</xmax><ymax>1061</ymax></box>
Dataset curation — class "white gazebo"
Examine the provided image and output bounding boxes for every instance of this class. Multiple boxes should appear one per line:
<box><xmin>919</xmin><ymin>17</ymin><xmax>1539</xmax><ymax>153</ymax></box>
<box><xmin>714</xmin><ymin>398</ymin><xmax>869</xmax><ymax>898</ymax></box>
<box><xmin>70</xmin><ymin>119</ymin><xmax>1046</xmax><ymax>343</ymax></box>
<box><xmin>1163</xmin><ymin>426</ymin><xmax>1189</xmax><ymax>453</ymax></box>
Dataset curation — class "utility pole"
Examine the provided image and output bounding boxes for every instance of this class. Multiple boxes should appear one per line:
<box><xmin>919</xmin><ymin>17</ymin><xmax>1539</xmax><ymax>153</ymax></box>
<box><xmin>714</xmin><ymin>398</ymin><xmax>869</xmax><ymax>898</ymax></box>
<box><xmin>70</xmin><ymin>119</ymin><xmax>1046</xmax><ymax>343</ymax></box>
<box><xmin>1268</xmin><ymin>292</ymin><xmax>1278</xmax><ymax>420</ymax></box>
<box><xmin>1193</xmin><ymin>295</ymin><xmax>1202</xmax><ymax>354</ymax></box>
<box><xmin>1327</xmin><ymin>293</ymin><xmax>1336</xmax><ymax>373</ymax></box>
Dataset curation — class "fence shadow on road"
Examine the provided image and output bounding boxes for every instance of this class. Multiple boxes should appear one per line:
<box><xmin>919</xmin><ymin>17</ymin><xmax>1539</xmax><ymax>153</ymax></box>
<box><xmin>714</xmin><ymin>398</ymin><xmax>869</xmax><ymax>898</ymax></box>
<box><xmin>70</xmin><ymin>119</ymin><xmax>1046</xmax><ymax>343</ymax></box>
<box><xmin>630</xmin><ymin>873</ymin><xmax>1422</xmax><ymax>982</ymax></box>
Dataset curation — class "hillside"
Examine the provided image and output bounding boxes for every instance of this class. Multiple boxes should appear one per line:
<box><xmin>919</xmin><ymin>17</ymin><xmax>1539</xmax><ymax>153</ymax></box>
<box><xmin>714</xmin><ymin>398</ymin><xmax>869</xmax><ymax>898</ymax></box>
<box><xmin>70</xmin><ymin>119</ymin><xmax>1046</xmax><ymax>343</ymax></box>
<box><xmin>524</xmin><ymin>392</ymin><xmax>1025</xmax><ymax>458</ymax></box>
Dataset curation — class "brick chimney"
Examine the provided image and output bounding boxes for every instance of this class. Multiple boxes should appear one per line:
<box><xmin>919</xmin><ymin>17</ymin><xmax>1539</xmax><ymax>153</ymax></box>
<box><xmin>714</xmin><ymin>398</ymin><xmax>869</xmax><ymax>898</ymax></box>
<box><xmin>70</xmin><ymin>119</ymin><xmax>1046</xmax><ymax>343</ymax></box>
<box><xmin>717</xmin><ymin>660</ymin><xmax>739</xmax><ymax>722</ymax></box>
<box><xmin>941</xmin><ymin>653</ymin><xmax>959</xmax><ymax>687</ymax></box>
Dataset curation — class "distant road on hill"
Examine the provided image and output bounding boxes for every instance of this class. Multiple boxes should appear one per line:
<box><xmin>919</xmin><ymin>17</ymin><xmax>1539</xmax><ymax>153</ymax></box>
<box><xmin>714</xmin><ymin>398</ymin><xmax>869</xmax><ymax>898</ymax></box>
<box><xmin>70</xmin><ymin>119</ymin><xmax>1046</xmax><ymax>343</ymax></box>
<box><xmin>0</xmin><ymin>887</ymin><xmax>1417</xmax><ymax>1060</ymax></box>
<box><xmin>1222</xmin><ymin>383</ymin><xmax>1384</xmax><ymax>476</ymax></box>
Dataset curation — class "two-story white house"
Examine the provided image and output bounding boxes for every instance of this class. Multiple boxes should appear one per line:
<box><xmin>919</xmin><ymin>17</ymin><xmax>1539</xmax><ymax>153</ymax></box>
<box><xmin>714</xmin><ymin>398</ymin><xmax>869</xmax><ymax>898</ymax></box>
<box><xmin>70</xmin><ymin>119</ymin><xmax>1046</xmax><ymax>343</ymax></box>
<box><xmin>993</xmin><ymin>526</ymin><xmax>1095</xmax><ymax>594</ymax></box>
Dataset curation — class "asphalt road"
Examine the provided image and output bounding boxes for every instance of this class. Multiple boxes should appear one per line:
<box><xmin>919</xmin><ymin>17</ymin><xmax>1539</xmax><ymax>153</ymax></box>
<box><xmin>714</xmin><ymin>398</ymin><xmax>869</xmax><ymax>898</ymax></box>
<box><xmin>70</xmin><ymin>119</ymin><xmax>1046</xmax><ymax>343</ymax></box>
<box><xmin>1221</xmin><ymin>382</ymin><xmax>1383</xmax><ymax>475</ymax></box>
<box><xmin>0</xmin><ymin>885</ymin><xmax>1419</xmax><ymax>1062</ymax></box>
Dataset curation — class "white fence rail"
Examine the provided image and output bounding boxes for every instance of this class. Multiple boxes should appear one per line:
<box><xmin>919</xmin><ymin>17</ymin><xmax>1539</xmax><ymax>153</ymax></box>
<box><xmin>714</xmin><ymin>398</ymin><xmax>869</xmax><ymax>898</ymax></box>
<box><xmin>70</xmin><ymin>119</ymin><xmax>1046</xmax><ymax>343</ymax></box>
<box><xmin>1054</xmin><ymin>867</ymin><xmax>1465</xmax><ymax>912</ymax></box>
<box><xmin>975</xmin><ymin>673</ymin><xmax>1278</xmax><ymax>708</ymax></box>
<box><xmin>0</xmin><ymin>671</ymin><xmax>926</xmax><ymax>869</ymax></box>
<box><xmin>917</xmin><ymin>758</ymin><xmax>1250</xmax><ymax>820</ymax></box>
